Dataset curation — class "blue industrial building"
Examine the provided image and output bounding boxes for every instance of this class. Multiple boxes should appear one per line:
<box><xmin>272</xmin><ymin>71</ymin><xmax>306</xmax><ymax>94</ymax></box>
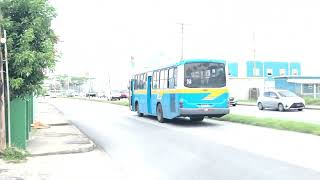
<box><xmin>228</xmin><ymin>61</ymin><xmax>301</xmax><ymax>78</ymax></box>
<box><xmin>227</xmin><ymin>60</ymin><xmax>306</xmax><ymax>100</ymax></box>
<box><xmin>274</xmin><ymin>76</ymin><xmax>320</xmax><ymax>98</ymax></box>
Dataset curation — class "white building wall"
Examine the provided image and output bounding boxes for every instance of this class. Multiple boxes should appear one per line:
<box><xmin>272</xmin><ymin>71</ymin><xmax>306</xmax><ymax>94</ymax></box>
<box><xmin>228</xmin><ymin>77</ymin><xmax>265</xmax><ymax>100</ymax></box>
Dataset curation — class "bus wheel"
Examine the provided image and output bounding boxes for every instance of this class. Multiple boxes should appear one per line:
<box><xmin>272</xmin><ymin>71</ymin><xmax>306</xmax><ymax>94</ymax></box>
<box><xmin>156</xmin><ymin>104</ymin><xmax>165</xmax><ymax>123</ymax></box>
<box><xmin>135</xmin><ymin>102</ymin><xmax>143</xmax><ymax>117</ymax></box>
<box><xmin>190</xmin><ymin>116</ymin><xmax>204</xmax><ymax>121</ymax></box>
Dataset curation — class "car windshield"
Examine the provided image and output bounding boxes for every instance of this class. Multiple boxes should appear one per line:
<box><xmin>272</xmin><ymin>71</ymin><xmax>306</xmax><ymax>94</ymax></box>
<box><xmin>184</xmin><ymin>62</ymin><xmax>226</xmax><ymax>88</ymax></box>
<box><xmin>278</xmin><ymin>90</ymin><xmax>298</xmax><ymax>97</ymax></box>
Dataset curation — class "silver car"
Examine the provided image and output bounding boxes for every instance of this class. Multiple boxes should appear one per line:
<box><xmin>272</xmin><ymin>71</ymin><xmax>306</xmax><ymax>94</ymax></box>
<box><xmin>257</xmin><ymin>90</ymin><xmax>305</xmax><ymax>111</ymax></box>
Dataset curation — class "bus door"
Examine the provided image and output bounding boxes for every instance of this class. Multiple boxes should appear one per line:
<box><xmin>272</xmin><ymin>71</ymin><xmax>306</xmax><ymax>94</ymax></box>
<box><xmin>147</xmin><ymin>76</ymin><xmax>152</xmax><ymax>114</ymax></box>
<box><xmin>129</xmin><ymin>79</ymin><xmax>135</xmax><ymax>111</ymax></box>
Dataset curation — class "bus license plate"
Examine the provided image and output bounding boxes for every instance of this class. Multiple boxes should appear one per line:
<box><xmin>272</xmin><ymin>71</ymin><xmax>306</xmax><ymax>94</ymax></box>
<box><xmin>204</xmin><ymin>108</ymin><xmax>209</xmax><ymax>112</ymax></box>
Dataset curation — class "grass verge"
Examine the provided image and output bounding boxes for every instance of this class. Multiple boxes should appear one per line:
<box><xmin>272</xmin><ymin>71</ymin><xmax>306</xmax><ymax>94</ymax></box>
<box><xmin>217</xmin><ymin>114</ymin><xmax>320</xmax><ymax>136</ymax></box>
<box><xmin>303</xmin><ymin>97</ymin><xmax>320</xmax><ymax>106</ymax></box>
<box><xmin>238</xmin><ymin>99</ymin><xmax>256</xmax><ymax>104</ymax></box>
<box><xmin>0</xmin><ymin>147</ymin><xmax>28</xmax><ymax>163</ymax></box>
<box><xmin>107</xmin><ymin>99</ymin><xmax>129</xmax><ymax>106</ymax></box>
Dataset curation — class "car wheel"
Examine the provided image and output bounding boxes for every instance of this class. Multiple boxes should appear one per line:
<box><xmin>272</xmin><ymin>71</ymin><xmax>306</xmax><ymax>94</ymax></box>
<box><xmin>278</xmin><ymin>103</ymin><xmax>285</xmax><ymax>112</ymax></box>
<box><xmin>135</xmin><ymin>102</ymin><xmax>143</xmax><ymax>117</ymax></box>
<box><xmin>156</xmin><ymin>104</ymin><xmax>165</xmax><ymax>123</ymax></box>
<box><xmin>190</xmin><ymin>116</ymin><xmax>204</xmax><ymax>121</ymax></box>
<box><xmin>258</xmin><ymin>102</ymin><xmax>264</xmax><ymax>110</ymax></box>
<box><xmin>298</xmin><ymin>109</ymin><xmax>303</xmax><ymax>111</ymax></box>
<box><xmin>232</xmin><ymin>104</ymin><xmax>236</xmax><ymax>107</ymax></box>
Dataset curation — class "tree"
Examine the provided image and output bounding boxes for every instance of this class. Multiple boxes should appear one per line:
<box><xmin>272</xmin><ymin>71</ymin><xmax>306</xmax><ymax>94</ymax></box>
<box><xmin>0</xmin><ymin>0</ymin><xmax>57</xmax><ymax>99</ymax></box>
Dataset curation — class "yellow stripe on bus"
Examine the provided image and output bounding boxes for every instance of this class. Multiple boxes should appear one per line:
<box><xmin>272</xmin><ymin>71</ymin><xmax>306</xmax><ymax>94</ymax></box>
<box><xmin>134</xmin><ymin>88</ymin><xmax>228</xmax><ymax>100</ymax></box>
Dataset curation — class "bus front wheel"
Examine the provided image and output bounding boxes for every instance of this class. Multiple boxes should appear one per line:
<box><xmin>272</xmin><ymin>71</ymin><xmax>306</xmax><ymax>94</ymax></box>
<box><xmin>157</xmin><ymin>104</ymin><xmax>165</xmax><ymax>123</ymax></box>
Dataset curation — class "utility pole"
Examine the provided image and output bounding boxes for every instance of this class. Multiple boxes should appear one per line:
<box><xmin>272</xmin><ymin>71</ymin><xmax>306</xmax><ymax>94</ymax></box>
<box><xmin>2</xmin><ymin>30</ymin><xmax>10</xmax><ymax>147</ymax></box>
<box><xmin>177</xmin><ymin>23</ymin><xmax>190</xmax><ymax>61</ymax></box>
<box><xmin>253</xmin><ymin>32</ymin><xmax>256</xmax><ymax>77</ymax></box>
<box><xmin>0</xmin><ymin>27</ymin><xmax>6</xmax><ymax>150</ymax></box>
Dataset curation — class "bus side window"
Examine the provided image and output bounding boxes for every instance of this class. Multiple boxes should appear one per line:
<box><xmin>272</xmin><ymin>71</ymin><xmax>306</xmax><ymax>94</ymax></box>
<box><xmin>160</xmin><ymin>70</ymin><xmax>165</xmax><ymax>89</ymax></box>
<box><xmin>152</xmin><ymin>71</ymin><xmax>158</xmax><ymax>89</ymax></box>
<box><xmin>168</xmin><ymin>68</ymin><xmax>174</xmax><ymax>88</ymax></box>
<box><xmin>164</xmin><ymin>69</ymin><xmax>168</xmax><ymax>89</ymax></box>
<box><xmin>144</xmin><ymin>73</ymin><xmax>147</xmax><ymax>89</ymax></box>
<box><xmin>139</xmin><ymin>74</ymin><xmax>142</xmax><ymax>89</ymax></box>
<box><xmin>173</xmin><ymin>67</ymin><xmax>177</xmax><ymax>87</ymax></box>
<box><xmin>134</xmin><ymin>75</ymin><xmax>138</xmax><ymax>89</ymax></box>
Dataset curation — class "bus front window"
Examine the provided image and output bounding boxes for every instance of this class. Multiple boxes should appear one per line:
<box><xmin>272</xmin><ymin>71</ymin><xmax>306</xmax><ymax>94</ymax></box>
<box><xmin>184</xmin><ymin>62</ymin><xmax>226</xmax><ymax>88</ymax></box>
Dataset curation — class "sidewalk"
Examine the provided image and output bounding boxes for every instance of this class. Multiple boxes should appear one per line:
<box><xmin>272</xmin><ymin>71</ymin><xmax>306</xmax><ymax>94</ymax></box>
<box><xmin>238</xmin><ymin>101</ymin><xmax>320</xmax><ymax>110</ymax></box>
<box><xmin>0</xmin><ymin>99</ymin><xmax>122</xmax><ymax>180</ymax></box>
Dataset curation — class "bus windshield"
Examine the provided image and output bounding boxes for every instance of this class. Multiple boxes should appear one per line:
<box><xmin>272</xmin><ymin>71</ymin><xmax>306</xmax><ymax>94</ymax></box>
<box><xmin>184</xmin><ymin>62</ymin><xmax>226</xmax><ymax>88</ymax></box>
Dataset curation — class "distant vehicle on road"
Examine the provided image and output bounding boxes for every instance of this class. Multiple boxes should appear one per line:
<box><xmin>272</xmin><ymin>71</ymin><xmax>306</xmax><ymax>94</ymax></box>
<box><xmin>86</xmin><ymin>92</ymin><xmax>97</xmax><ymax>97</ymax></box>
<box><xmin>229</xmin><ymin>97</ymin><xmax>237</xmax><ymax>106</ymax></box>
<box><xmin>120</xmin><ymin>90</ymin><xmax>129</xmax><ymax>99</ymax></box>
<box><xmin>97</xmin><ymin>92</ymin><xmax>106</xmax><ymax>98</ymax></box>
<box><xmin>129</xmin><ymin>59</ymin><xmax>230</xmax><ymax>123</ymax></box>
<box><xmin>257</xmin><ymin>89</ymin><xmax>305</xmax><ymax>112</ymax></box>
<box><xmin>109</xmin><ymin>90</ymin><xmax>121</xmax><ymax>101</ymax></box>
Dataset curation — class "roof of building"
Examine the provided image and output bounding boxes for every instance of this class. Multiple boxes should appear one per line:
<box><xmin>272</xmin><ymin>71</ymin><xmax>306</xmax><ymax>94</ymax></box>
<box><xmin>274</xmin><ymin>76</ymin><xmax>320</xmax><ymax>79</ymax></box>
<box><xmin>274</xmin><ymin>76</ymin><xmax>320</xmax><ymax>84</ymax></box>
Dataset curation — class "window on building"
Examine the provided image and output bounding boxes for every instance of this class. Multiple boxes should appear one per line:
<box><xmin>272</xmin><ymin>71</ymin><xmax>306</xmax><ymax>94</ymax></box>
<box><xmin>280</xmin><ymin>69</ymin><xmax>286</xmax><ymax>76</ymax></box>
<box><xmin>267</xmin><ymin>68</ymin><xmax>273</xmax><ymax>76</ymax></box>
<box><xmin>292</xmin><ymin>69</ymin><xmax>298</xmax><ymax>76</ymax></box>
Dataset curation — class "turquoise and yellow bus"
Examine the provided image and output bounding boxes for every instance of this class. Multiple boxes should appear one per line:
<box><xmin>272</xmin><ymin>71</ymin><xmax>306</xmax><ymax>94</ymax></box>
<box><xmin>129</xmin><ymin>59</ymin><xmax>229</xmax><ymax>122</ymax></box>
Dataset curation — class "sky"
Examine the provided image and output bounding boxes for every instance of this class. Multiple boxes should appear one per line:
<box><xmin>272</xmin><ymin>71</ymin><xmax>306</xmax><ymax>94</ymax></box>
<box><xmin>50</xmin><ymin>0</ymin><xmax>320</xmax><ymax>89</ymax></box>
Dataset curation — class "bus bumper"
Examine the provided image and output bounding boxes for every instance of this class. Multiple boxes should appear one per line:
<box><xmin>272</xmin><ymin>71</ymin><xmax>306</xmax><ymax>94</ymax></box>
<box><xmin>180</xmin><ymin>108</ymin><xmax>230</xmax><ymax>116</ymax></box>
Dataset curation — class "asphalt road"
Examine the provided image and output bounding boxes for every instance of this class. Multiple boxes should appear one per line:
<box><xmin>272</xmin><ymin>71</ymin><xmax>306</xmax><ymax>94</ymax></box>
<box><xmin>49</xmin><ymin>98</ymin><xmax>320</xmax><ymax>180</ymax></box>
<box><xmin>231</xmin><ymin>104</ymin><xmax>320</xmax><ymax>124</ymax></box>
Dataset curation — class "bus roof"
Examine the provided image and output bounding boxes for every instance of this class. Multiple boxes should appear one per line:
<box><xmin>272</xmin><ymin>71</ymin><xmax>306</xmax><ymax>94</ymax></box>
<box><xmin>176</xmin><ymin>59</ymin><xmax>226</xmax><ymax>66</ymax></box>
<box><xmin>133</xmin><ymin>59</ymin><xmax>226</xmax><ymax>76</ymax></box>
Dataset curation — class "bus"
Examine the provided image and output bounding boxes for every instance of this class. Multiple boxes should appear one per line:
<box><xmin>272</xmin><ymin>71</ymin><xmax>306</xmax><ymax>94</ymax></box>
<box><xmin>129</xmin><ymin>59</ymin><xmax>230</xmax><ymax>122</ymax></box>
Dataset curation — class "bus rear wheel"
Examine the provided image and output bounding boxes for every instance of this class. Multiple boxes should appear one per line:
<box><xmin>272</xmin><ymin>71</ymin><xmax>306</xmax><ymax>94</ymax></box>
<box><xmin>157</xmin><ymin>104</ymin><xmax>165</xmax><ymax>123</ymax></box>
<box><xmin>135</xmin><ymin>102</ymin><xmax>143</xmax><ymax>117</ymax></box>
<box><xmin>190</xmin><ymin>116</ymin><xmax>204</xmax><ymax>121</ymax></box>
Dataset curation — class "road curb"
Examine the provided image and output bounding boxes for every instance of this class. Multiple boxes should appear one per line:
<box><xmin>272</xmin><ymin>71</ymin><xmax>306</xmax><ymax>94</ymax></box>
<box><xmin>29</xmin><ymin>142</ymin><xmax>96</xmax><ymax>157</ymax></box>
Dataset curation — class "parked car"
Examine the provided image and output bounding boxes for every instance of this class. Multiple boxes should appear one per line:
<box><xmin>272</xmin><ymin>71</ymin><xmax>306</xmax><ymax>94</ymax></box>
<box><xmin>86</xmin><ymin>92</ymin><xmax>97</xmax><ymax>97</ymax></box>
<box><xmin>120</xmin><ymin>90</ymin><xmax>129</xmax><ymax>99</ymax></box>
<box><xmin>108</xmin><ymin>90</ymin><xmax>121</xmax><ymax>101</ymax></box>
<box><xmin>257</xmin><ymin>89</ymin><xmax>305</xmax><ymax>111</ymax></box>
<box><xmin>97</xmin><ymin>92</ymin><xmax>106</xmax><ymax>98</ymax></box>
<box><xmin>229</xmin><ymin>97</ymin><xmax>237</xmax><ymax>106</ymax></box>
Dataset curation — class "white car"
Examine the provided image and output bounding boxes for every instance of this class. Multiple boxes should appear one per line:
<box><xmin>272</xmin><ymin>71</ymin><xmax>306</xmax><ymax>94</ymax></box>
<box><xmin>106</xmin><ymin>90</ymin><xmax>122</xmax><ymax>101</ymax></box>
<box><xmin>257</xmin><ymin>89</ymin><xmax>305</xmax><ymax>111</ymax></box>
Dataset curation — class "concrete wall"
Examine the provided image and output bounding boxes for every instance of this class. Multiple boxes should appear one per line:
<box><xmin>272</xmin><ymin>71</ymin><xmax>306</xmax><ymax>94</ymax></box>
<box><xmin>228</xmin><ymin>77</ymin><xmax>265</xmax><ymax>100</ymax></box>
